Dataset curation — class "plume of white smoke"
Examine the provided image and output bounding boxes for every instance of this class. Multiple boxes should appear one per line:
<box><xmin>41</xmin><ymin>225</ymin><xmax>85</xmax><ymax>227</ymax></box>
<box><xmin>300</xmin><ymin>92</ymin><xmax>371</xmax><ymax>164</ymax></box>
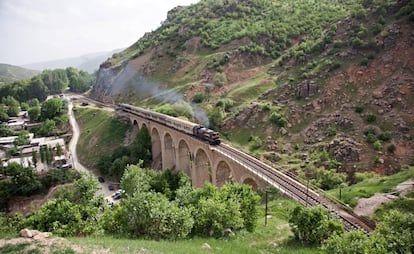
<box><xmin>108</xmin><ymin>65</ymin><xmax>210</xmax><ymax>126</ymax></box>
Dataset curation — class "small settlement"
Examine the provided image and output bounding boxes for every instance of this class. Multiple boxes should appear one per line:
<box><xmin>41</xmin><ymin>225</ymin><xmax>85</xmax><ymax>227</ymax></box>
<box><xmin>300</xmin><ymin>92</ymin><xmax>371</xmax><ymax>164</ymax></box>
<box><xmin>0</xmin><ymin>108</ymin><xmax>71</xmax><ymax>174</ymax></box>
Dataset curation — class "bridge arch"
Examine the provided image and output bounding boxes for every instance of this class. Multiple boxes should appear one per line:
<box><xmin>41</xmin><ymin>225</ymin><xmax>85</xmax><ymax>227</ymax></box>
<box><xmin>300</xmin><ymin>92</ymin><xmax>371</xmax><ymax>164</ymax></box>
<box><xmin>132</xmin><ymin>119</ymin><xmax>138</xmax><ymax>127</ymax></box>
<box><xmin>141</xmin><ymin>122</ymin><xmax>148</xmax><ymax>130</ymax></box>
<box><xmin>163</xmin><ymin>132</ymin><xmax>175</xmax><ymax>170</ymax></box>
<box><xmin>193</xmin><ymin>148</ymin><xmax>212</xmax><ymax>188</ymax></box>
<box><xmin>151</xmin><ymin>127</ymin><xmax>162</xmax><ymax>169</ymax></box>
<box><xmin>177</xmin><ymin>139</ymin><xmax>191</xmax><ymax>177</ymax></box>
<box><xmin>241</xmin><ymin>175</ymin><xmax>258</xmax><ymax>191</ymax></box>
<box><xmin>215</xmin><ymin>161</ymin><xmax>233</xmax><ymax>187</ymax></box>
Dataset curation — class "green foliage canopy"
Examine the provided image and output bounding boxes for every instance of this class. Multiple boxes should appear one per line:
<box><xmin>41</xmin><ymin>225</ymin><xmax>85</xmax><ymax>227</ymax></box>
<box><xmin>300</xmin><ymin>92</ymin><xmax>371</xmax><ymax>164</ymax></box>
<box><xmin>289</xmin><ymin>206</ymin><xmax>344</xmax><ymax>244</ymax></box>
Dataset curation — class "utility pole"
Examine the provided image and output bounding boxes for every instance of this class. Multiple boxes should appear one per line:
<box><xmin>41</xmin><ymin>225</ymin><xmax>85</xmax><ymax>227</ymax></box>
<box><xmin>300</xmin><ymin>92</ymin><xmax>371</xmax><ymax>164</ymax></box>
<box><xmin>265</xmin><ymin>190</ymin><xmax>269</xmax><ymax>226</ymax></box>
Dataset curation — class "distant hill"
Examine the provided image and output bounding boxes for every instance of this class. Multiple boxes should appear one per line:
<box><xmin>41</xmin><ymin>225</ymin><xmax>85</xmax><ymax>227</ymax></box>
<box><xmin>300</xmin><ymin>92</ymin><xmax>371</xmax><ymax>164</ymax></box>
<box><xmin>23</xmin><ymin>49</ymin><xmax>124</xmax><ymax>73</ymax></box>
<box><xmin>0</xmin><ymin>63</ymin><xmax>39</xmax><ymax>84</ymax></box>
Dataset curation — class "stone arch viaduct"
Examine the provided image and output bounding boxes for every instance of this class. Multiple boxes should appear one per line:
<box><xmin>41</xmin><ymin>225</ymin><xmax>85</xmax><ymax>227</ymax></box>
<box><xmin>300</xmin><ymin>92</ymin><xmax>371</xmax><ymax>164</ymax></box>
<box><xmin>115</xmin><ymin>106</ymin><xmax>374</xmax><ymax>232</ymax></box>
<box><xmin>117</xmin><ymin>110</ymin><xmax>267</xmax><ymax>190</ymax></box>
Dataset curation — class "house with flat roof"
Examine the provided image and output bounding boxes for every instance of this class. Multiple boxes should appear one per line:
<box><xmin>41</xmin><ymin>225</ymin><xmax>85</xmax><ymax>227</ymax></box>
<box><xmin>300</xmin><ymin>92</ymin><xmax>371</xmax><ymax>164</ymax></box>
<box><xmin>3</xmin><ymin>157</ymin><xmax>33</xmax><ymax>168</ymax></box>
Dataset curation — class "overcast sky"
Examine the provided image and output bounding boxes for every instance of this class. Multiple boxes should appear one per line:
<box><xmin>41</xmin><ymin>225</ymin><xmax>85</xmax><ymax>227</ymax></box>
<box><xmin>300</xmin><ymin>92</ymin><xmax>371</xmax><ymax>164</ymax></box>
<box><xmin>0</xmin><ymin>0</ymin><xmax>199</xmax><ymax>66</ymax></box>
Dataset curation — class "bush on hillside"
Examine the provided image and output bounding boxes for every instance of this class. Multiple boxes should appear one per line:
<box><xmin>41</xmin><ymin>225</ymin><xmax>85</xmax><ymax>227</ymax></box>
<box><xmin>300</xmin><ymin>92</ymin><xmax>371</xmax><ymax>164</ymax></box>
<box><xmin>270</xmin><ymin>112</ymin><xmax>287</xmax><ymax>127</ymax></box>
<box><xmin>289</xmin><ymin>206</ymin><xmax>344</xmax><ymax>244</ymax></box>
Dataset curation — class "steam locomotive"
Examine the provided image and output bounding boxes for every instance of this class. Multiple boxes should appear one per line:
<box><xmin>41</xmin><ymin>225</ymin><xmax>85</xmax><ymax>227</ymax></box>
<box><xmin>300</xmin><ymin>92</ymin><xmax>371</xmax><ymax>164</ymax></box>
<box><xmin>118</xmin><ymin>103</ymin><xmax>221</xmax><ymax>145</ymax></box>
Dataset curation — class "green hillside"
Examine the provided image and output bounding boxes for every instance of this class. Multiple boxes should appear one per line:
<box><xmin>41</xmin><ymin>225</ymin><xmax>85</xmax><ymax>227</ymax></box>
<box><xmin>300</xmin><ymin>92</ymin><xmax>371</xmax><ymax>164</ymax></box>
<box><xmin>0</xmin><ymin>63</ymin><xmax>39</xmax><ymax>85</ymax></box>
<box><xmin>93</xmin><ymin>0</ymin><xmax>414</xmax><ymax>185</ymax></box>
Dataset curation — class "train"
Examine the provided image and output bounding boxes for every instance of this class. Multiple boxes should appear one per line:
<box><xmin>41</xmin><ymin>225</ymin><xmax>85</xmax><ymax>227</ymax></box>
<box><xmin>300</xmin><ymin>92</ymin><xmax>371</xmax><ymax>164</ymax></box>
<box><xmin>118</xmin><ymin>103</ymin><xmax>221</xmax><ymax>145</ymax></box>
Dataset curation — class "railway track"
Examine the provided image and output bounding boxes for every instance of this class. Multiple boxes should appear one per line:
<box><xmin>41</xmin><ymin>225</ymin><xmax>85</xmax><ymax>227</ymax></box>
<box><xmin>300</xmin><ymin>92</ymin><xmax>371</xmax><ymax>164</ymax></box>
<box><xmin>215</xmin><ymin>143</ymin><xmax>374</xmax><ymax>233</ymax></box>
<box><xmin>113</xmin><ymin>101</ymin><xmax>374</xmax><ymax>233</ymax></box>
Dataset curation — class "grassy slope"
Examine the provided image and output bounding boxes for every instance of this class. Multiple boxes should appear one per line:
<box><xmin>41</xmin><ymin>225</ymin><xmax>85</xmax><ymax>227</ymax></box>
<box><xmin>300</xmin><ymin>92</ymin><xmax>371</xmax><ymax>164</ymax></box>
<box><xmin>69</xmin><ymin>198</ymin><xmax>320</xmax><ymax>254</ymax></box>
<box><xmin>326</xmin><ymin>166</ymin><xmax>414</xmax><ymax>207</ymax></box>
<box><xmin>74</xmin><ymin>105</ymin><xmax>130</xmax><ymax>169</ymax></box>
<box><xmin>0</xmin><ymin>63</ymin><xmax>39</xmax><ymax>84</ymax></box>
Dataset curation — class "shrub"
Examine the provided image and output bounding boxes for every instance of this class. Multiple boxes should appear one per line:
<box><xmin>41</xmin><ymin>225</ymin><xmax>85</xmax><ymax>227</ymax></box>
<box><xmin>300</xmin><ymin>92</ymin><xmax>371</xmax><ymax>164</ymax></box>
<box><xmin>261</xmin><ymin>104</ymin><xmax>271</xmax><ymax>111</ymax></box>
<box><xmin>326</xmin><ymin>126</ymin><xmax>337</xmax><ymax>137</ymax></box>
<box><xmin>366</xmin><ymin>113</ymin><xmax>377</xmax><ymax>123</ymax></box>
<box><xmin>329</xmin><ymin>61</ymin><xmax>342</xmax><ymax>71</ymax></box>
<box><xmin>216</xmin><ymin>98</ymin><xmax>235</xmax><ymax>111</ymax></box>
<box><xmin>372</xmin><ymin>23</ymin><xmax>383</xmax><ymax>35</ymax></box>
<box><xmin>373</xmin><ymin>140</ymin><xmax>382</xmax><ymax>151</ymax></box>
<box><xmin>355</xmin><ymin>105</ymin><xmax>364</xmax><ymax>113</ymax></box>
<box><xmin>351</xmin><ymin>37</ymin><xmax>368</xmax><ymax>48</ymax></box>
<box><xmin>192</xmin><ymin>93</ymin><xmax>205</xmax><ymax>103</ymax></box>
<box><xmin>212</xmin><ymin>72</ymin><xmax>227</xmax><ymax>87</ymax></box>
<box><xmin>270</xmin><ymin>112</ymin><xmax>287</xmax><ymax>127</ymax></box>
<box><xmin>249</xmin><ymin>136</ymin><xmax>263</xmax><ymax>150</ymax></box>
<box><xmin>289</xmin><ymin>206</ymin><xmax>344</xmax><ymax>244</ymax></box>
<box><xmin>387</xmin><ymin>144</ymin><xmax>396</xmax><ymax>154</ymax></box>
<box><xmin>360</xmin><ymin>58</ymin><xmax>369</xmax><ymax>66</ymax></box>
<box><xmin>378</xmin><ymin>131</ymin><xmax>391</xmax><ymax>142</ymax></box>
<box><xmin>366</xmin><ymin>133</ymin><xmax>377</xmax><ymax>143</ymax></box>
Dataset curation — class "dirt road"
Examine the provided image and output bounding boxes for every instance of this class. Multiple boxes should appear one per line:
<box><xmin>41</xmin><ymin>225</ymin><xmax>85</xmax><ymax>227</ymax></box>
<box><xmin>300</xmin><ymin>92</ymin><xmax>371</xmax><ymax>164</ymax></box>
<box><xmin>66</xmin><ymin>95</ymin><xmax>115</xmax><ymax>199</ymax></box>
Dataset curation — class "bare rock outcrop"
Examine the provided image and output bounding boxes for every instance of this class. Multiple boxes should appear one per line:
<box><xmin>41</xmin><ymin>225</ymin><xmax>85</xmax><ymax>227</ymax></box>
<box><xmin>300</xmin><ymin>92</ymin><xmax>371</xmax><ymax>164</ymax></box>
<box><xmin>295</xmin><ymin>80</ymin><xmax>319</xmax><ymax>99</ymax></box>
<box><xmin>327</xmin><ymin>137</ymin><xmax>361</xmax><ymax>163</ymax></box>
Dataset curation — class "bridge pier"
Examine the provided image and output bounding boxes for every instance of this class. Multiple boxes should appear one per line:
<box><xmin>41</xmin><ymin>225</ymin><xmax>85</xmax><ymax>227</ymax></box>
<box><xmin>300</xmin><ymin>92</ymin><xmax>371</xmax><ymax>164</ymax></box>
<box><xmin>118</xmin><ymin>111</ymin><xmax>266</xmax><ymax>190</ymax></box>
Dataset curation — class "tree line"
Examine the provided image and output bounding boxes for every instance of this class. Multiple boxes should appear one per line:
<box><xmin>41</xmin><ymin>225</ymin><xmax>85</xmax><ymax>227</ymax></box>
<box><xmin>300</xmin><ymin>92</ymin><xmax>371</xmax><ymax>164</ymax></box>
<box><xmin>0</xmin><ymin>67</ymin><xmax>95</xmax><ymax>103</ymax></box>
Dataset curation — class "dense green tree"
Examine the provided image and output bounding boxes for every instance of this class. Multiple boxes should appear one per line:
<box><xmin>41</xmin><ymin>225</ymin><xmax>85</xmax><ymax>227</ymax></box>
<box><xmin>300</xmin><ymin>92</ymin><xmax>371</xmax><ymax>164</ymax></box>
<box><xmin>123</xmin><ymin>191</ymin><xmax>194</xmax><ymax>239</ymax></box>
<box><xmin>37</xmin><ymin>119</ymin><xmax>57</xmax><ymax>137</ymax></box>
<box><xmin>28</xmin><ymin>106</ymin><xmax>41</xmax><ymax>121</ymax></box>
<box><xmin>66</xmin><ymin>67</ymin><xmax>95</xmax><ymax>92</ymax></box>
<box><xmin>0</xmin><ymin>124</ymin><xmax>14</xmax><ymax>137</ymax></box>
<box><xmin>31</xmin><ymin>150</ymin><xmax>37</xmax><ymax>168</ymax></box>
<box><xmin>14</xmin><ymin>131</ymin><xmax>30</xmax><ymax>146</ymax></box>
<box><xmin>323</xmin><ymin>230</ymin><xmax>388</xmax><ymax>254</ymax></box>
<box><xmin>208</xmin><ymin>106</ymin><xmax>225</xmax><ymax>129</ymax></box>
<box><xmin>0</xmin><ymin>182</ymin><xmax>12</xmax><ymax>211</ymax></box>
<box><xmin>45</xmin><ymin>146</ymin><xmax>52</xmax><ymax>164</ymax></box>
<box><xmin>0</xmin><ymin>109</ymin><xmax>9</xmax><ymax>122</ymax></box>
<box><xmin>220</xmin><ymin>183</ymin><xmax>260</xmax><ymax>232</ymax></box>
<box><xmin>289</xmin><ymin>206</ymin><xmax>344</xmax><ymax>244</ymax></box>
<box><xmin>115</xmin><ymin>164</ymin><xmax>194</xmax><ymax>239</ymax></box>
<box><xmin>373</xmin><ymin>210</ymin><xmax>414</xmax><ymax>254</ymax></box>
<box><xmin>97</xmin><ymin>154</ymin><xmax>112</xmax><ymax>175</ymax></box>
<box><xmin>113</xmin><ymin>164</ymin><xmax>261</xmax><ymax>239</ymax></box>
<box><xmin>27</xmin><ymin>76</ymin><xmax>48</xmax><ymax>101</ymax></box>
<box><xmin>5</xmin><ymin>162</ymin><xmax>41</xmax><ymax>196</ymax></box>
<box><xmin>3</xmin><ymin>96</ymin><xmax>20</xmax><ymax>117</ymax></box>
<box><xmin>20</xmin><ymin>102</ymin><xmax>29</xmax><ymax>111</ymax></box>
<box><xmin>40</xmin><ymin>146</ymin><xmax>45</xmax><ymax>163</ymax></box>
<box><xmin>27</xmin><ymin>98</ymin><xmax>40</xmax><ymax>107</ymax></box>
<box><xmin>109</xmin><ymin>155</ymin><xmax>130</xmax><ymax>177</ymax></box>
<box><xmin>56</xmin><ymin>143</ymin><xmax>62</xmax><ymax>156</ymax></box>
<box><xmin>41</xmin><ymin>69</ymin><xmax>69</xmax><ymax>93</ymax></box>
<box><xmin>120</xmin><ymin>163</ymin><xmax>152</xmax><ymax>195</ymax></box>
<box><xmin>40</xmin><ymin>98</ymin><xmax>64</xmax><ymax>119</ymax></box>
<box><xmin>26</xmin><ymin>174</ymin><xmax>104</xmax><ymax>236</ymax></box>
<box><xmin>130</xmin><ymin>126</ymin><xmax>152</xmax><ymax>165</ymax></box>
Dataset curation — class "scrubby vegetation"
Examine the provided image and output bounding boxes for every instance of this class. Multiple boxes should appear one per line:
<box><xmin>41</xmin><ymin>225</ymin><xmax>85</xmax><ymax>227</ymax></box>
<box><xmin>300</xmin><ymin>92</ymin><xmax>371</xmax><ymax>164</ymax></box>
<box><xmin>113</xmin><ymin>0</ymin><xmax>363</xmax><ymax>64</ymax></box>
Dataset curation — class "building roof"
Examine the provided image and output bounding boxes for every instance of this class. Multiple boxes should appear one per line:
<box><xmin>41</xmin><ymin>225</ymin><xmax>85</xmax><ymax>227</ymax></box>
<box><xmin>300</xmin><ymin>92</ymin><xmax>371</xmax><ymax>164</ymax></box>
<box><xmin>0</xmin><ymin>136</ymin><xmax>17</xmax><ymax>145</ymax></box>
<box><xmin>3</xmin><ymin>157</ymin><xmax>33</xmax><ymax>168</ymax></box>
<box><xmin>40</xmin><ymin>138</ymin><xmax>65</xmax><ymax>148</ymax></box>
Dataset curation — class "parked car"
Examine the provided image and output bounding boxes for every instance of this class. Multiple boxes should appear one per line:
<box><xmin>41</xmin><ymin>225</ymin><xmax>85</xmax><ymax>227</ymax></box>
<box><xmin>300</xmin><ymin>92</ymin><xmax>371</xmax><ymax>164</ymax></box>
<box><xmin>112</xmin><ymin>189</ymin><xmax>125</xmax><ymax>199</ymax></box>
<box><xmin>113</xmin><ymin>193</ymin><xmax>122</xmax><ymax>200</ymax></box>
<box><xmin>108</xmin><ymin>185</ymin><xmax>114</xmax><ymax>191</ymax></box>
<box><xmin>98</xmin><ymin>176</ymin><xmax>105</xmax><ymax>183</ymax></box>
